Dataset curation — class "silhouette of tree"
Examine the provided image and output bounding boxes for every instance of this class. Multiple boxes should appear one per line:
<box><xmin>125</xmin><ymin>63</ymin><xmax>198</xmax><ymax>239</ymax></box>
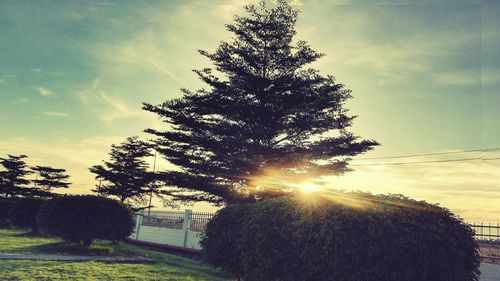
<box><xmin>143</xmin><ymin>1</ymin><xmax>378</xmax><ymax>205</ymax></box>
<box><xmin>0</xmin><ymin>155</ymin><xmax>32</xmax><ymax>197</ymax></box>
<box><xmin>90</xmin><ymin>136</ymin><xmax>156</xmax><ymax>204</ymax></box>
<box><xmin>32</xmin><ymin>166</ymin><xmax>71</xmax><ymax>192</ymax></box>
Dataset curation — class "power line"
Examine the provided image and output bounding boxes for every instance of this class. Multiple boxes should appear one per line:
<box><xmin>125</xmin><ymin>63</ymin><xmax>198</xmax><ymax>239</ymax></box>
<box><xmin>483</xmin><ymin>157</ymin><xmax>500</xmax><ymax>161</ymax></box>
<box><xmin>353</xmin><ymin>148</ymin><xmax>500</xmax><ymax>161</ymax></box>
<box><xmin>351</xmin><ymin>157</ymin><xmax>484</xmax><ymax>167</ymax></box>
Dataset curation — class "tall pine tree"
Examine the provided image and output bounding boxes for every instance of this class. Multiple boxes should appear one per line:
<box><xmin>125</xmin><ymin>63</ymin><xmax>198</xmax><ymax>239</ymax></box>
<box><xmin>0</xmin><ymin>154</ymin><xmax>32</xmax><ymax>197</ymax></box>
<box><xmin>90</xmin><ymin>136</ymin><xmax>155</xmax><ymax>204</ymax></box>
<box><xmin>32</xmin><ymin>166</ymin><xmax>71</xmax><ymax>192</ymax></box>
<box><xmin>143</xmin><ymin>1</ymin><xmax>378</xmax><ymax>205</ymax></box>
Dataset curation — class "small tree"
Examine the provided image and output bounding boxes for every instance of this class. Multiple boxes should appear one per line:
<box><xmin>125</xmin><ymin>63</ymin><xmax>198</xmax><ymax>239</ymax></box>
<box><xmin>90</xmin><ymin>136</ymin><xmax>156</xmax><ymax>204</ymax></box>
<box><xmin>0</xmin><ymin>155</ymin><xmax>32</xmax><ymax>198</ymax></box>
<box><xmin>32</xmin><ymin>166</ymin><xmax>71</xmax><ymax>192</ymax></box>
<box><xmin>143</xmin><ymin>1</ymin><xmax>378</xmax><ymax>205</ymax></box>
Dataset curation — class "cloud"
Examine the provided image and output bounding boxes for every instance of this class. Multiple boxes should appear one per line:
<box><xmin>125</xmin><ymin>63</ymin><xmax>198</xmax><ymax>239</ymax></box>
<box><xmin>297</xmin><ymin>4</ymin><xmax>481</xmax><ymax>87</ymax></box>
<box><xmin>95</xmin><ymin>32</ymin><xmax>185</xmax><ymax>85</ymax></box>
<box><xmin>77</xmin><ymin>78</ymin><xmax>148</xmax><ymax>122</ymax></box>
<box><xmin>90</xmin><ymin>0</ymin><xmax>252</xmax><ymax>88</ymax></box>
<box><xmin>0</xmin><ymin>73</ymin><xmax>15</xmax><ymax>85</ymax></box>
<box><xmin>289</xmin><ymin>0</ymin><xmax>303</xmax><ymax>6</ymax></box>
<box><xmin>215</xmin><ymin>0</ymin><xmax>255</xmax><ymax>21</ymax></box>
<box><xmin>9</xmin><ymin>98</ymin><xmax>29</xmax><ymax>105</ymax></box>
<box><xmin>98</xmin><ymin>93</ymin><xmax>143</xmax><ymax>122</ymax></box>
<box><xmin>42</xmin><ymin>111</ymin><xmax>69</xmax><ymax>117</ymax></box>
<box><xmin>33</xmin><ymin>87</ymin><xmax>53</xmax><ymax>97</ymax></box>
<box><xmin>434</xmin><ymin>70</ymin><xmax>480</xmax><ymax>86</ymax></box>
<box><xmin>483</xmin><ymin>67</ymin><xmax>500</xmax><ymax>85</ymax></box>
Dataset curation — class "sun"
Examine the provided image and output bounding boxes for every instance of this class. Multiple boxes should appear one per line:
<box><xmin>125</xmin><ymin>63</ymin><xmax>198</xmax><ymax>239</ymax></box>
<box><xmin>295</xmin><ymin>182</ymin><xmax>322</xmax><ymax>193</ymax></box>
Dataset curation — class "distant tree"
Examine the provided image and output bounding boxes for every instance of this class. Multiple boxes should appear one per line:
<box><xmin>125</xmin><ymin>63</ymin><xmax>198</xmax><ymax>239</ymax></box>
<box><xmin>90</xmin><ymin>136</ymin><xmax>156</xmax><ymax>204</ymax></box>
<box><xmin>143</xmin><ymin>1</ymin><xmax>378</xmax><ymax>205</ymax></box>
<box><xmin>0</xmin><ymin>155</ymin><xmax>32</xmax><ymax>198</ymax></box>
<box><xmin>32</xmin><ymin>166</ymin><xmax>71</xmax><ymax>192</ymax></box>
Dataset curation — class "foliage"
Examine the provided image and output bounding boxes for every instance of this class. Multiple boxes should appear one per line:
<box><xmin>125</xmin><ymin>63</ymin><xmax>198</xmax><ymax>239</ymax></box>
<box><xmin>143</xmin><ymin>0</ymin><xmax>378</xmax><ymax>205</ymax></box>
<box><xmin>0</xmin><ymin>155</ymin><xmax>32</xmax><ymax>197</ymax></box>
<box><xmin>201</xmin><ymin>193</ymin><xmax>481</xmax><ymax>281</ymax></box>
<box><xmin>36</xmin><ymin>195</ymin><xmax>135</xmax><ymax>246</ymax></box>
<box><xmin>90</xmin><ymin>136</ymin><xmax>156</xmax><ymax>203</ymax></box>
<box><xmin>200</xmin><ymin>204</ymin><xmax>251</xmax><ymax>279</ymax></box>
<box><xmin>0</xmin><ymin>199</ymin><xmax>14</xmax><ymax>227</ymax></box>
<box><xmin>8</xmin><ymin>197</ymin><xmax>45</xmax><ymax>233</ymax></box>
<box><xmin>32</xmin><ymin>166</ymin><xmax>71</xmax><ymax>191</ymax></box>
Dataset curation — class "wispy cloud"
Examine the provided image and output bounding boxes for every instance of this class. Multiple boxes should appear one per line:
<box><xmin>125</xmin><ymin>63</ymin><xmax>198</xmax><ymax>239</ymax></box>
<box><xmin>9</xmin><ymin>98</ymin><xmax>29</xmax><ymax>105</ymax></box>
<box><xmin>77</xmin><ymin>78</ymin><xmax>146</xmax><ymax>122</ymax></box>
<box><xmin>483</xmin><ymin>67</ymin><xmax>500</xmax><ymax>85</ymax></box>
<box><xmin>33</xmin><ymin>86</ymin><xmax>53</xmax><ymax>97</ymax></box>
<box><xmin>434</xmin><ymin>70</ymin><xmax>480</xmax><ymax>86</ymax></box>
<box><xmin>0</xmin><ymin>73</ymin><xmax>15</xmax><ymax>85</ymax></box>
<box><xmin>215</xmin><ymin>0</ymin><xmax>255</xmax><ymax>21</ymax></box>
<box><xmin>90</xmin><ymin>0</ymin><xmax>246</xmax><ymax>87</ymax></box>
<box><xmin>289</xmin><ymin>0</ymin><xmax>303</xmax><ymax>6</ymax></box>
<box><xmin>298</xmin><ymin>4</ymin><xmax>481</xmax><ymax>87</ymax></box>
<box><xmin>98</xmin><ymin>93</ymin><xmax>142</xmax><ymax>122</ymax></box>
<box><xmin>42</xmin><ymin>111</ymin><xmax>69</xmax><ymax>117</ymax></box>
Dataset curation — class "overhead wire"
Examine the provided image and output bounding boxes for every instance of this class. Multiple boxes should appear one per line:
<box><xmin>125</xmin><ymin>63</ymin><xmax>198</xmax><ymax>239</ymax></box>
<box><xmin>352</xmin><ymin>148</ymin><xmax>500</xmax><ymax>161</ymax></box>
<box><xmin>349</xmin><ymin>148</ymin><xmax>500</xmax><ymax>166</ymax></box>
<box><xmin>351</xmin><ymin>157</ymin><xmax>484</xmax><ymax>166</ymax></box>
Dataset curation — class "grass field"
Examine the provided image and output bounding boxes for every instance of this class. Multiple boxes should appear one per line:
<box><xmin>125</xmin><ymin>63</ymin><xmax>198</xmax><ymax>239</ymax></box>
<box><xmin>0</xmin><ymin>229</ymin><xmax>230</xmax><ymax>281</ymax></box>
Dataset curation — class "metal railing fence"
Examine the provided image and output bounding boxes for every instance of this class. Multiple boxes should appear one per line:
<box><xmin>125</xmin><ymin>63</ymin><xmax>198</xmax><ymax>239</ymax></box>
<box><xmin>470</xmin><ymin>222</ymin><xmax>500</xmax><ymax>242</ymax></box>
<box><xmin>140</xmin><ymin>210</ymin><xmax>214</xmax><ymax>231</ymax></box>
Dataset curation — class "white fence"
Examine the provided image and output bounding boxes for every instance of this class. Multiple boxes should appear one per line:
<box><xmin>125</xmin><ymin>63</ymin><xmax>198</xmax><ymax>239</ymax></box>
<box><xmin>130</xmin><ymin>209</ymin><xmax>214</xmax><ymax>250</ymax></box>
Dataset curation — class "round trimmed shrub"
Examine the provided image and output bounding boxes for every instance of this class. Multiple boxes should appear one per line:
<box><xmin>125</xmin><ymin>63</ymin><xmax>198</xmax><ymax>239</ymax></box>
<box><xmin>201</xmin><ymin>193</ymin><xmax>481</xmax><ymax>281</ymax></box>
<box><xmin>8</xmin><ymin>197</ymin><xmax>46</xmax><ymax>233</ymax></box>
<box><xmin>0</xmin><ymin>199</ymin><xmax>14</xmax><ymax>228</ymax></box>
<box><xmin>200</xmin><ymin>204</ymin><xmax>252</xmax><ymax>279</ymax></box>
<box><xmin>36</xmin><ymin>195</ymin><xmax>134</xmax><ymax>246</ymax></box>
<box><xmin>239</xmin><ymin>199</ymin><xmax>303</xmax><ymax>281</ymax></box>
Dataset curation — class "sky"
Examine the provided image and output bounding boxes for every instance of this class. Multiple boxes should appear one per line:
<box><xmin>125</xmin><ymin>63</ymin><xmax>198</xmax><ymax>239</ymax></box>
<box><xmin>0</xmin><ymin>0</ymin><xmax>499</xmax><ymax>221</ymax></box>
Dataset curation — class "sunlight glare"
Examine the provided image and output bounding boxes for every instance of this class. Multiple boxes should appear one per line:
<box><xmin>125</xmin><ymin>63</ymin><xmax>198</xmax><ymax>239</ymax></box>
<box><xmin>295</xmin><ymin>182</ymin><xmax>321</xmax><ymax>193</ymax></box>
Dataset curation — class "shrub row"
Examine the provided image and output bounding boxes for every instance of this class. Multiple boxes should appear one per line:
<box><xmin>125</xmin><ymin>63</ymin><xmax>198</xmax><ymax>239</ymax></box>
<box><xmin>201</xmin><ymin>193</ymin><xmax>481</xmax><ymax>281</ymax></box>
<box><xmin>0</xmin><ymin>195</ymin><xmax>134</xmax><ymax>246</ymax></box>
<box><xmin>0</xmin><ymin>199</ymin><xmax>13</xmax><ymax>228</ymax></box>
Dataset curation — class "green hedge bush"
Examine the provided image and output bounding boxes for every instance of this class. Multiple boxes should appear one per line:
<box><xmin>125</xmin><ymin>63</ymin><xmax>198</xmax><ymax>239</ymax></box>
<box><xmin>36</xmin><ymin>195</ymin><xmax>134</xmax><ymax>246</ymax></box>
<box><xmin>8</xmin><ymin>197</ymin><xmax>46</xmax><ymax>233</ymax></box>
<box><xmin>0</xmin><ymin>199</ymin><xmax>14</xmax><ymax>228</ymax></box>
<box><xmin>201</xmin><ymin>193</ymin><xmax>481</xmax><ymax>281</ymax></box>
<box><xmin>201</xmin><ymin>204</ymin><xmax>251</xmax><ymax>279</ymax></box>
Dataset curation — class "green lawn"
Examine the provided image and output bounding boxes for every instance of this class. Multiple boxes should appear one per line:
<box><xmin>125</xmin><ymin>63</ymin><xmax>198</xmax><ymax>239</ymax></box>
<box><xmin>0</xmin><ymin>229</ymin><xmax>230</xmax><ymax>281</ymax></box>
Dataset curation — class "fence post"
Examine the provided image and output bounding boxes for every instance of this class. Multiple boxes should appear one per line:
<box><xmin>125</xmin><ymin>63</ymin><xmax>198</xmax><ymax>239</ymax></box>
<box><xmin>135</xmin><ymin>210</ymin><xmax>144</xmax><ymax>240</ymax></box>
<box><xmin>182</xmin><ymin>209</ymin><xmax>192</xmax><ymax>248</ymax></box>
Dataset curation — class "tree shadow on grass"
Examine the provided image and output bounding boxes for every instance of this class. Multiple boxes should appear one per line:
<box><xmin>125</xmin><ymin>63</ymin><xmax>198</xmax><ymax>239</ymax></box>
<box><xmin>12</xmin><ymin>241</ymin><xmax>115</xmax><ymax>256</ymax></box>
